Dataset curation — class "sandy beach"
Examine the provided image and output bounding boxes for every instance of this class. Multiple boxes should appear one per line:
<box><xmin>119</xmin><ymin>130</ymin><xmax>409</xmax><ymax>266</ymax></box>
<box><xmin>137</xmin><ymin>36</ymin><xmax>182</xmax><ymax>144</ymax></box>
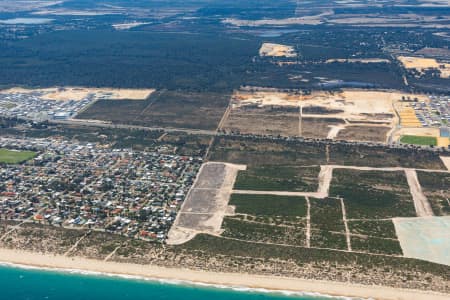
<box><xmin>0</xmin><ymin>248</ymin><xmax>447</xmax><ymax>300</ymax></box>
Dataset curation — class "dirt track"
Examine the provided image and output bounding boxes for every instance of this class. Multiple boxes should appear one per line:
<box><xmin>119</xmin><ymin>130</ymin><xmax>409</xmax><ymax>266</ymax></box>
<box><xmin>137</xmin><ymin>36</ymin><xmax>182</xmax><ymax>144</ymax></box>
<box><xmin>404</xmin><ymin>169</ymin><xmax>434</xmax><ymax>217</ymax></box>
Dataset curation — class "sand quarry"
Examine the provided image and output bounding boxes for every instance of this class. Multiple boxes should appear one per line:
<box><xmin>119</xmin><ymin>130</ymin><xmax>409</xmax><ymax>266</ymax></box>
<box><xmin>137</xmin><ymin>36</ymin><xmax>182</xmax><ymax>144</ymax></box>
<box><xmin>0</xmin><ymin>87</ymin><xmax>155</xmax><ymax>101</ymax></box>
<box><xmin>259</xmin><ymin>43</ymin><xmax>297</xmax><ymax>58</ymax></box>
<box><xmin>398</xmin><ymin>56</ymin><xmax>450</xmax><ymax>78</ymax></box>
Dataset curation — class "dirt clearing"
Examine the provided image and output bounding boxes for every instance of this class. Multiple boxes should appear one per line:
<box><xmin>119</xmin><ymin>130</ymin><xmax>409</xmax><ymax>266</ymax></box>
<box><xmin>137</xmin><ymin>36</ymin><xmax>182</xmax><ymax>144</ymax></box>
<box><xmin>259</xmin><ymin>43</ymin><xmax>297</xmax><ymax>58</ymax></box>
<box><xmin>394</xmin><ymin>216</ymin><xmax>450</xmax><ymax>266</ymax></box>
<box><xmin>167</xmin><ymin>162</ymin><xmax>246</xmax><ymax>245</ymax></box>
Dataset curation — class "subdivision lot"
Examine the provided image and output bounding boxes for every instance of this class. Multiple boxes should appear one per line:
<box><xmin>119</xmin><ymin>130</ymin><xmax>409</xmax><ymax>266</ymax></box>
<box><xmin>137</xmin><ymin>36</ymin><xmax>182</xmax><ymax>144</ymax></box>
<box><xmin>137</xmin><ymin>91</ymin><xmax>230</xmax><ymax>130</ymax></box>
<box><xmin>330</xmin><ymin>170</ymin><xmax>416</xmax><ymax>219</ymax></box>
<box><xmin>212</xmin><ymin>136</ymin><xmax>446</xmax><ymax>170</ymax></box>
<box><xmin>210</xmin><ymin>136</ymin><xmax>327</xmax><ymax>167</ymax></box>
<box><xmin>417</xmin><ymin>171</ymin><xmax>450</xmax><ymax>216</ymax></box>
<box><xmin>336</xmin><ymin>126</ymin><xmax>390</xmax><ymax>143</ymax></box>
<box><xmin>222</xmin><ymin>217</ymin><xmax>307</xmax><ymax>246</ymax></box>
<box><xmin>223</xmin><ymin>107</ymin><xmax>299</xmax><ymax>136</ymax></box>
<box><xmin>168</xmin><ymin>162</ymin><xmax>245</xmax><ymax>244</ymax></box>
<box><xmin>329</xmin><ymin>143</ymin><xmax>446</xmax><ymax>169</ymax></box>
<box><xmin>394</xmin><ymin>216</ymin><xmax>450</xmax><ymax>266</ymax></box>
<box><xmin>310</xmin><ymin>197</ymin><xmax>345</xmax><ymax>232</ymax></box>
<box><xmin>348</xmin><ymin>220</ymin><xmax>398</xmax><ymax>239</ymax></box>
<box><xmin>229</xmin><ymin>194</ymin><xmax>307</xmax><ymax>218</ymax></box>
<box><xmin>301</xmin><ymin>117</ymin><xmax>345</xmax><ymax>139</ymax></box>
<box><xmin>351</xmin><ymin>236</ymin><xmax>402</xmax><ymax>255</ymax></box>
<box><xmin>78</xmin><ymin>90</ymin><xmax>230</xmax><ymax>130</ymax></box>
<box><xmin>233</xmin><ymin>165</ymin><xmax>319</xmax><ymax>192</ymax></box>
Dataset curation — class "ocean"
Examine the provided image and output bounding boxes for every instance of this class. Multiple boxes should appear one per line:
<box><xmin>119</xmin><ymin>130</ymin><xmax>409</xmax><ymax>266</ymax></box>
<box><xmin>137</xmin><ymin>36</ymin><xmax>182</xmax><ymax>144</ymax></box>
<box><xmin>0</xmin><ymin>264</ymin><xmax>355</xmax><ymax>300</ymax></box>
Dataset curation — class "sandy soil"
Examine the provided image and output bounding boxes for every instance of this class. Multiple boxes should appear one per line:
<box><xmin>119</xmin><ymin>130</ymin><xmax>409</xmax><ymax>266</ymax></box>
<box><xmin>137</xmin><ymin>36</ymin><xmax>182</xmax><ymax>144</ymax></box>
<box><xmin>0</xmin><ymin>248</ymin><xmax>448</xmax><ymax>300</ymax></box>
<box><xmin>259</xmin><ymin>43</ymin><xmax>297</xmax><ymax>58</ymax></box>
<box><xmin>167</xmin><ymin>162</ymin><xmax>246</xmax><ymax>245</ymax></box>
<box><xmin>440</xmin><ymin>156</ymin><xmax>450</xmax><ymax>171</ymax></box>
<box><xmin>0</xmin><ymin>87</ymin><xmax>155</xmax><ymax>101</ymax></box>
<box><xmin>394</xmin><ymin>216</ymin><xmax>450</xmax><ymax>266</ymax></box>
<box><xmin>404</xmin><ymin>169</ymin><xmax>434</xmax><ymax>217</ymax></box>
<box><xmin>392</xmin><ymin>127</ymin><xmax>440</xmax><ymax>142</ymax></box>
<box><xmin>398</xmin><ymin>56</ymin><xmax>450</xmax><ymax>78</ymax></box>
<box><xmin>327</xmin><ymin>125</ymin><xmax>345</xmax><ymax>139</ymax></box>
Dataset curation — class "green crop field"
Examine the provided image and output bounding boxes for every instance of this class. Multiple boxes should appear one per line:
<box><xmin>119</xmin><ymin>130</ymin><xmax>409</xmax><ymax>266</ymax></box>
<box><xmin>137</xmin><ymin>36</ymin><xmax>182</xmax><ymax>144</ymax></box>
<box><xmin>0</xmin><ymin>148</ymin><xmax>37</xmax><ymax>164</ymax></box>
<box><xmin>400</xmin><ymin>135</ymin><xmax>437</xmax><ymax>146</ymax></box>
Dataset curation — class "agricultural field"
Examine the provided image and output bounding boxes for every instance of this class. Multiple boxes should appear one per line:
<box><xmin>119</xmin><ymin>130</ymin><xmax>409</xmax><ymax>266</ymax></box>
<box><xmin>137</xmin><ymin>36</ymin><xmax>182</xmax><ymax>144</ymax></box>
<box><xmin>0</xmin><ymin>148</ymin><xmax>36</xmax><ymax>164</ymax></box>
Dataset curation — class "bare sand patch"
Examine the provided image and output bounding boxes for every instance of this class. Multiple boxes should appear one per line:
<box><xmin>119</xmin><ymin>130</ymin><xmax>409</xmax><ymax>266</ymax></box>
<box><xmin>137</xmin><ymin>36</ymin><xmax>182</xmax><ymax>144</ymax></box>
<box><xmin>259</xmin><ymin>43</ymin><xmax>297</xmax><ymax>58</ymax></box>
<box><xmin>0</xmin><ymin>87</ymin><xmax>155</xmax><ymax>101</ymax></box>
<box><xmin>440</xmin><ymin>156</ymin><xmax>450</xmax><ymax>170</ymax></box>
<box><xmin>167</xmin><ymin>162</ymin><xmax>246</xmax><ymax>245</ymax></box>
<box><xmin>392</xmin><ymin>127</ymin><xmax>440</xmax><ymax>142</ymax></box>
<box><xmin>394</xmin><ymin>216</ymin><xmax>450</xmax><ymax>266</ymax></box>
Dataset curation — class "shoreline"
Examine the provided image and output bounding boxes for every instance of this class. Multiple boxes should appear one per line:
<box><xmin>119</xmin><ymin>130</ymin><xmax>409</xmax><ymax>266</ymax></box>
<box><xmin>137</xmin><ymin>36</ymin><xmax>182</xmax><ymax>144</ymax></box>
<box><xmin>0</xmin><ymin>248</ymin><xmax>448</xmax><ymax>300</ymax></box>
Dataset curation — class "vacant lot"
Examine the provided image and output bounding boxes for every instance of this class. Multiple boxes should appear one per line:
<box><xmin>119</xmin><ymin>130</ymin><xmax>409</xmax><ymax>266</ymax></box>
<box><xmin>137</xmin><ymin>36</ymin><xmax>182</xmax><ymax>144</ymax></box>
<box><xmin>394</xmin><ymin>216</ymin><xmax>450</xmax><ymax>266</ymax></box>
<box><xmin>229</xmin><ymin>194</ymin><xmax>307</xmax><ymax>217</ymax></box>
<box><xmin>210</xmin><ymin>136</ymin><xmax>327</xmax><ymax>167</ymax></box>
<box><xmin>0</xmin><ymin>148</ymin><xmax>36</xmax><ymax>164</ymax></box>
<box><xmin>330</xmin><ymin>170</ymin><xmax>416</xmax><ymax>219</ymax></box>
<box><xmin>233</xmin><ymin>165</ymin><xmax>319</xmax><ymax>192</ymax></box>
<box><xmin>223</xmin><ymin>107</ymin><xmax>299</xmax><ymax>136</ymax></box>
<box><xmin>78</xmin><ymin>90</ymin><xmax>230</xmax><ymax>130</ymax></box>
<box><xmin>417</xmin><ymin>171</ymin><xmax>450</xmax><ymax>216</ymax></box>
<box><xmin>301</xmin><ymin>117</ymin><xmax>345</xmax><ymax>139</ymax></box>
<box><xmin>336</xmin><ymin>126</ymin><xmax>390</xmax><ymax>143</ymax></box>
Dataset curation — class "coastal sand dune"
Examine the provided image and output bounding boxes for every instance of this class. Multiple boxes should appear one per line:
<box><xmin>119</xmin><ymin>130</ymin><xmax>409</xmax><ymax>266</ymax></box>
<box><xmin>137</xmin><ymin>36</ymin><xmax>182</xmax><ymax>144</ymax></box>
<box><xmin>0</xmin><ymin>248</ymin><xmax>448</xmax><ymax>300</ymax></box>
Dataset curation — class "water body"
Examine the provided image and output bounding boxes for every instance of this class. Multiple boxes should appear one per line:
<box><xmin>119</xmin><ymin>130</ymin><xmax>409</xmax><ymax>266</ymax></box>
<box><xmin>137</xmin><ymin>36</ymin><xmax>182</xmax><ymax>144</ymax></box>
<box><xmin>0</xmin><ymin>264</ymin><xmax>354</xmax><ymax>300</ymax></box>
<box><xmin>317</xmin><ymin>81</ymin><xmax>377</xmax><ymax>89</ymax></box>
<box><xmin>0</xmin><ymin>18</ymin><xmax>54</xmax><ymax>24</ymax></box>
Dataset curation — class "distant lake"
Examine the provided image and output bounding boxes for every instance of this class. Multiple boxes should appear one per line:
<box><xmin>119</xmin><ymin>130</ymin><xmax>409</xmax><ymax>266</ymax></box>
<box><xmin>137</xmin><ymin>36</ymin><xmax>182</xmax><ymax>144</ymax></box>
<box><xmin>254</xmin><ymin>29</ymin><xmax>299</xmax><ymax>37</ymax></box>
<box><xmin>0</xmin><ymin>18</ymin><xmax>54</xmax><ymax>25</ymax></box>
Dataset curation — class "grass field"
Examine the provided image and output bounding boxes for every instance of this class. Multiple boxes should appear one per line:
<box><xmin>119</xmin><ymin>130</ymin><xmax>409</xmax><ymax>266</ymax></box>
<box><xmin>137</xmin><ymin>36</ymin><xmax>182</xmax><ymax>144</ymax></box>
<box><xmin>400</xmin><ymin>135</ymin><xmax>437</xmax><ymax>146</ymax></box>
<box><xmin>0</xmin><ymin>148</ymin><xmax>36</xmax><ymax>164</ymax></box>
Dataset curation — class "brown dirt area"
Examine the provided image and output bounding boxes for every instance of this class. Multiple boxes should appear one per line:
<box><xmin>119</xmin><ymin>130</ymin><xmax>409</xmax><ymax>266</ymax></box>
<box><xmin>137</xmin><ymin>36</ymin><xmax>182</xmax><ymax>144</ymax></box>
<box><xmin>336</xmin><ymin>125</ymin><xmax>391</xmax><ymax>143</ymax></box>
<box><xmin>223</xmin><ymin>107</ymin><xmax>299</xmax><ymax>136</ymax></box>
